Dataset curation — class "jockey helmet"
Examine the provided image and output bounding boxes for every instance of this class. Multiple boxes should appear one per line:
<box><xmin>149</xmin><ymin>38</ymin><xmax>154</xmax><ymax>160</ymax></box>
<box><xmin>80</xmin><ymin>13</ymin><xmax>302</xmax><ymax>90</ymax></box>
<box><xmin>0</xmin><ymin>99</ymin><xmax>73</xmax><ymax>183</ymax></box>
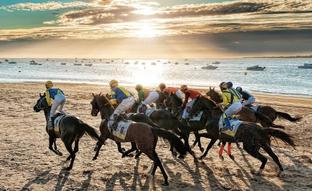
<box><xmin>159</xmin><ymin>83</ymin><xmax>166</xmax><ymax>90</ymax></box>
<box><xmin>180</xmin><ymin>85</ymin><xmax>188</xmax><ymax>92</ymax></box>
<box><xmin>109</xmin><ymin>80</ymin><xmax>118</xmax><ymax>88</ymax></box>
<box><xmin>45</xmin><ymin>80</ymin><xmax>53</xmax><ymax>89</ymax></box>
<box><xmin>219</xmin><ymin>82</ymin><xmax>227</xmax><ymax>90</ymax></box>
<box><xmin>227</xmin><ymin>82</ymin><xmax>233</xmax><ymax>88</ymax></box>
<box><xmin>135</xmin><ymin>84</ymin><xmax>143</xmax><ymax>91</ymax></box>
<box><xmin>236</xmin><ymin>86</ymin><xmax>243</xmax><ymax>93</ymax></box>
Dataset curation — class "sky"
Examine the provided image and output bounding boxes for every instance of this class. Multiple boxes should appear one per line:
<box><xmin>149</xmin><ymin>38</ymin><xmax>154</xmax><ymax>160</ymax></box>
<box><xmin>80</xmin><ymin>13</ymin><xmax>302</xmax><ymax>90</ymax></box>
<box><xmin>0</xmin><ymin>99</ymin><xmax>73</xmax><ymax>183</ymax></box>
<box><xmin>0</xmin><ymin>0</ymin><xmax>312</xmax><ymax>58</ymax></box>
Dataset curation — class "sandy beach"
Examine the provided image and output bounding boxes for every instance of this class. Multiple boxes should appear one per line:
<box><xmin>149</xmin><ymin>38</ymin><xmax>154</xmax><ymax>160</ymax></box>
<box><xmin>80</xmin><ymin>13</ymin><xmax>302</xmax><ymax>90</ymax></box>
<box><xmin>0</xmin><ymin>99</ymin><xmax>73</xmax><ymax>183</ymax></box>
<box><xmin>0</xmin><ymin>82</ymin><xmax>311</xmax><ymax>191</ymax></box>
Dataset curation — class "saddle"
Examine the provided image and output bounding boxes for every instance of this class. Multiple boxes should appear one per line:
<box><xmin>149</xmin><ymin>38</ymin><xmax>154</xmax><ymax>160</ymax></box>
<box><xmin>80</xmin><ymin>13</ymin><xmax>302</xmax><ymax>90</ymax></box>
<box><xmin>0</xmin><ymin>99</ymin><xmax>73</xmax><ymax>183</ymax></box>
<box><xmin>219</xmin><ymin>116</ymin><xmax>241</xmax><ymax>137</ymax></box>
<box><xmin>51</xmin><ymin>112</ymin><xmax>66</xmax><ymax>138</ymax></box>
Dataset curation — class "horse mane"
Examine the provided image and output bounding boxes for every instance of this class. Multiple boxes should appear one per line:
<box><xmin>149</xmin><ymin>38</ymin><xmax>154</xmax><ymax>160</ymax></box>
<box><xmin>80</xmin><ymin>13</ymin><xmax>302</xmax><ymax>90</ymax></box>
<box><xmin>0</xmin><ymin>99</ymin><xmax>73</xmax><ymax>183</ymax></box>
<box><xmin>206</xmin><ymin>87</ymin><xmax>222</xmax><ymax>103</ymax></box>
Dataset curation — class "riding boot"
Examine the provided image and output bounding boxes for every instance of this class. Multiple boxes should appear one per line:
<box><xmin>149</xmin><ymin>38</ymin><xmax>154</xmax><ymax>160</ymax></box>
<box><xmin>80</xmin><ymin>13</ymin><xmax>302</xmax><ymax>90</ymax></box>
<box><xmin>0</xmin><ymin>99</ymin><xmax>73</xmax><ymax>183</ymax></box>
<box><xmin>111</xmin><ymin>114</ymin><xmax>119</xmax><ymax>131</ymax></box>
<box><xmin>223</xmin><ymin>115</ymin><xmax>232</xmax><ymax>130</ymax></box>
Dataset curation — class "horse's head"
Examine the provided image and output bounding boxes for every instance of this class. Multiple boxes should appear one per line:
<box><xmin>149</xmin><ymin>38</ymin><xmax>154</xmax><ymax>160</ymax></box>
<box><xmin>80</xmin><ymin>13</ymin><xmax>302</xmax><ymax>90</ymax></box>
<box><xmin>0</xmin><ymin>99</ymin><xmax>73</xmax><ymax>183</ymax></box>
<box><xmin>90</xmin><ymin>93</ymin><xmax>114</xmax><ymax>119</ymax></box>
<box><xmin>189</xmin><ymin>96</ymin><xmax>216</xmax><ymax>118</ymax></box>
<box><xmin>33</xmin><ymin>93</ymin><xmax>49</xmax><ymax>112</ymax></box>
<box><xmin>206</xmin><ymin>87</ymin><xmax>222</xmax><ymax>103</ymax></box>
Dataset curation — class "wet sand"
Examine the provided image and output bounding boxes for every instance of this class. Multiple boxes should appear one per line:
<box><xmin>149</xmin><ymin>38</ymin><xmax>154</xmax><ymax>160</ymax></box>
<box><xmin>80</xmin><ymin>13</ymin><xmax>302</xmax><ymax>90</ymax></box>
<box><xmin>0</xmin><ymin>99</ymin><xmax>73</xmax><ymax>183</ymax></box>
<box><xmin>0</xmin><ymin>83</ymin><xmax>311</xmax><ymax>191</ymax></box>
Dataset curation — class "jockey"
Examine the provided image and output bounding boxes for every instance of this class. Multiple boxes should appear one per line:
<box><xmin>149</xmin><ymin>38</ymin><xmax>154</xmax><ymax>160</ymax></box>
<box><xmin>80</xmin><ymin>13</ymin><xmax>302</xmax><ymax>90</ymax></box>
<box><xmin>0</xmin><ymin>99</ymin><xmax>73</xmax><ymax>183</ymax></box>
<box><xmin>158</xmin><ymin>83</ymin><xmax>184</xmax><ymax>100</ymax></box>
<box><xmin>109</xmin><ymin>80</ymin><xmax>135</xmax><ymax>129</ymax></box>
<box><xmin>45</xmin><ymin>81</ymin><xmax>66</xmax><ymax>134</ymax></box>
<box><xmin>219</xmin><ymin>82</ymin><xmax>242</xmax><ymax>130</ymax></box>
<box><xmin>135</xmin><ymin>84</ymin><xmax>159</xmax><ymax>113</ymax></box>
<box><xmin>236</xmin><ymin>86</ymin><xmax>256</xmax><ymax>107</ymax></box>
<box><xmin>180</xmin><ymin>85</ymin><xmax>201</xmax><ymax>119</ymax></box>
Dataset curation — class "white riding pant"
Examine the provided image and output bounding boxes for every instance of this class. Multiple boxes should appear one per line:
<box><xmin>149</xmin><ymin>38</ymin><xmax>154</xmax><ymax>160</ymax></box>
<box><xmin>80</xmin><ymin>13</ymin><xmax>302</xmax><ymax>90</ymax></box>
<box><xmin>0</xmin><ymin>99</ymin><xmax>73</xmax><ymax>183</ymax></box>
<box><xmin>224</xmin><ymin>102</ymin><xmax>242</xmax><ymax>117</ymax></box>
<box><xmin>50</xmin><ymin>94</ymin><xmax>66</xmax><ymax>118</ymax></box>
<box><xmin>242</xmin><ymin>96</ymin><xmax>256</xmax><ymax>106</ymax></box>
<box><xmin>182</xmin><ymin>99</ymin><xmax>195</xmax><ymax>119</ymax></box>
<box><xmin>142</xmin><ymin>91</ymin><xmax>159</xmax><ymax>105</ymax></box>
<box><xmin>175</xmin><ymin>89</ymin><xmax>185</xmax><ymax>100</ymax></box>
<box><xmin>111</xmin><ymin>96</ymin><xmax>136</xmax><ymax>118</ymax></box>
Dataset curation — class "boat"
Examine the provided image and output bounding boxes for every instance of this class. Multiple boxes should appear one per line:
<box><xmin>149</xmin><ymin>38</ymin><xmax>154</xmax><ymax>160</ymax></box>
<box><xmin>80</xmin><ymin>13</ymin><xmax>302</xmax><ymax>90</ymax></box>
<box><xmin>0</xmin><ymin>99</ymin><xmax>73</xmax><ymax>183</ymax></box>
<box><xmin>74</xmin><ymin>63</ymin><xmax>82</xmax><ymax>66</ymax></box>
<box><xmin>246</xmin><ymin>65</ymin><xmax>265</xmax><ymax>71</ymax></box>
<box><xmin>9</xmin><ymin>61</ymin><xmax>17</xmax><ymax>64</ymax></box>
<box><xmin>84</xmin><ymin>63</ymin><xmax>92</xmax><ymax>67</ymax></box>
<box><xmin>30</xmin><ymin>60</ymin><xmax>39</xmax><ymax>65</ymax></box>
<box><xmin>185</xmin><ymin>63</ymin><xmax>189</xmax><ymax>65</ymax></box>
<box><xmin>298</xmin><ymin>63</ymin><xmax>312</xmax><ymax>69</ymax></box>
<box><xmin>201</xmin><ymin>65</ymin><xmax>218</xmax><ymax>70</ymax></box>
<box><xmin>61</xmin><ymin>63</ymin><xmax>67</xmax><ymax>65</ymax></box>
<box><xmin>212</xmin><ymin>61</ymin><xmax>220</xmax><ymax>64</ymax></box>
<box><xmin>5</xmin><ymin>59</ymin><xmax>8</xmax><ymax>62</ymax></box>
<box><xmin>151</xmin><ymin>62</ymin><xmax>156</xmax><ymax>65</ymax></box>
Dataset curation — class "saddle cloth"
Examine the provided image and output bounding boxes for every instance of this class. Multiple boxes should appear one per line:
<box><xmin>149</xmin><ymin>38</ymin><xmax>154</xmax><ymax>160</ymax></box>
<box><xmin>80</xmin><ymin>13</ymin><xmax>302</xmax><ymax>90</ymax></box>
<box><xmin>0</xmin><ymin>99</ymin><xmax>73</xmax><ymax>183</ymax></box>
<box><xmin>250</xmin><ymin>105</ymin><xmax>259</xmax><ymax>112</ymax></box>
<box><xmin>111</xmin><ymin>120</ymin><xmax>132</xmax><ymax>140</ymax></box>
<box><xmin>189</xmin><ymin>111</ymin><xmax>204</xmax><ymax>121</ymax></box>
<box><xmin>53</xmin><ymin>114</ymin><xmax>66</xmax><ymax>138</ymax></box>
<box><xmin>218</xmin><ymin>115</ymin><xmax>241</xmax><ymax>137</ymax></box>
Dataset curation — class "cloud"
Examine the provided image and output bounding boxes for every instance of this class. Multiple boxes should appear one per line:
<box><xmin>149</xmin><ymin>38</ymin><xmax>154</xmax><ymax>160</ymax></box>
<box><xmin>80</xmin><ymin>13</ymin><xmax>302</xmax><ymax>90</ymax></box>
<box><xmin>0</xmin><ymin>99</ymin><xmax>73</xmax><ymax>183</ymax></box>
<box><xmin>1</xmin><ymin>1</ymin><xmax>92</xmax><ymax>11</ymax></box>
<box><xmin>1</xmin><ymin>0</ymin><xmax>312</xmax><ymax>41</ymax></box>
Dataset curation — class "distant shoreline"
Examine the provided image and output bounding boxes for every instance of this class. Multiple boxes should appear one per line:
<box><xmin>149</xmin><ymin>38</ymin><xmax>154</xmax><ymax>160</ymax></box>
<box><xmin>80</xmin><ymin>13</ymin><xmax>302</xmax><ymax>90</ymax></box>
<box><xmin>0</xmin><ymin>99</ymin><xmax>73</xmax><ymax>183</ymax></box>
<box><xmin>1</xmin><ymin>81</ymin><xmax>311</xmax><ymax>100</ymax></box>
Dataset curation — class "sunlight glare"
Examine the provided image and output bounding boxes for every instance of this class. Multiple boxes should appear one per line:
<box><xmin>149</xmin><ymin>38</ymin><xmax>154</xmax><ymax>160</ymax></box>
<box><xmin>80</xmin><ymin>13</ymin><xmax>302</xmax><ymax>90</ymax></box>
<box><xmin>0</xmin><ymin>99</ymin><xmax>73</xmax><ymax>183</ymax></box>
<box><xmin>132</xmin><ymin>62</ymin><xmax>165</xmax><ymax>87</ymax></box>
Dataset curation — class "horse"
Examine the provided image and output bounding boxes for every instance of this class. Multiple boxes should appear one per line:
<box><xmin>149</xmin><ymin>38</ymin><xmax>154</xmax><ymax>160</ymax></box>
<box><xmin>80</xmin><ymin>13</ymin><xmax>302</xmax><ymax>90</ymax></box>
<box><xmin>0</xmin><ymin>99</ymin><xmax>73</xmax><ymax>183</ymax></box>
<box><xmin>91</xmin><ymin>93</ymin><xmax>195</xmax><ymax>159</ymax></box>
<box><xmin>189</xmin><ymin>95</ymin><xmax>295</xmax><ymax>175</ymax></box>
<box><xmin>206</xmin><ymin>87</ymin><xmax>301</xmax><ymax>125</ymax></box>
<box><xmin>33</xmin><ymin>94</ymin><xmax>100</xmax><ymax>170</ymax></box>
<box><xmin>165</xmin><ymin>93</ymin><xmax>210</xmax><ymax>152</ymax></box>
<box><xmin>91</xmin><ymin>94</ymin><xmax>188</xmax><ymax>185</ymax></box>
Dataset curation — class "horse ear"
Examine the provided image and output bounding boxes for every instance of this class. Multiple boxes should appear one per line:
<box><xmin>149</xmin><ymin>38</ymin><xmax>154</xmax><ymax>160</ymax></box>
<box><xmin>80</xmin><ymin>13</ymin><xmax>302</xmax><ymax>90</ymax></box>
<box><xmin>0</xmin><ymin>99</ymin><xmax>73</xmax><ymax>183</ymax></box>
<box><xmin>92</xmin><ymin>93</ymin><xmax>95</xmax><ymax>97</ymax></box>
<box><xmin>99</xmin><ymin>92</ymin><xmax>102</xmax><ymax>96</ymax></box>
<box><xmin>39</xmin><ymin>93</ymin><xmax>42</xmax><ymax>97</ymax></box>
<box><xmin>209</xmin><ymin>87</ymin><xmax>211</xmax><ymax>90</ymax></box>
<box><xmin>213</xmin><ymin>87</ymin><xmax>215</xmax><ymax>91</ymax></box>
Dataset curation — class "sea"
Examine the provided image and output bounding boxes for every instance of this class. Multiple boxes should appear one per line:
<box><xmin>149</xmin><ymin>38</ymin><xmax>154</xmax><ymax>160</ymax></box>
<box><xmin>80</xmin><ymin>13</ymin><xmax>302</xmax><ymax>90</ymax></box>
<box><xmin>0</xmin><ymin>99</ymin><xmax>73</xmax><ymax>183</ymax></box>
<box><xmin>0</xmin><ymin>58</ymin><xmax>311</xmax><ymax>97</ymax></box>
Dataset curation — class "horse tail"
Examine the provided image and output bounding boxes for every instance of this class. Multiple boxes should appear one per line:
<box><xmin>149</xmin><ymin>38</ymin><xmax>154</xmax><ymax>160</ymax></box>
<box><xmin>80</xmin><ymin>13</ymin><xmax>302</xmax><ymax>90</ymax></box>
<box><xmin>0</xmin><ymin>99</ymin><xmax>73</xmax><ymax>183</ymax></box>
<box><xmin>276</xmin><ymin>111</ymin><xmax>302</xmax><ymax>122</ymax></box>
<box><xmin>255</xmin><ymin>111</ymin><xmax>285</xmax><ymax>129</ymax></box>
<box><xmin>151</xmin><ymin>128</ymin><xmax>187</xmax><ymax>157</ymax></box>
<box><xmin>264</xmin><ymin>128</ymin><xmax>295</xmax><ymax>148</ymax></box>
<box><xmin>79</xmin><ymin>122</ymin><xmax>100</xmax><ymax>141</ymax></box>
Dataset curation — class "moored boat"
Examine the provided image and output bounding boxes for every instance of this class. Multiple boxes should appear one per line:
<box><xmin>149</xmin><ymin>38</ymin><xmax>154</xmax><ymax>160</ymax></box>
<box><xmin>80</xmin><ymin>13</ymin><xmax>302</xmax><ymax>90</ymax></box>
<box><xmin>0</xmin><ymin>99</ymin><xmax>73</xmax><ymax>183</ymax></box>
<box><xmin>246</xmin><ymin>65</ymin><xmax>265</xmax><ymax>71</ymax></box>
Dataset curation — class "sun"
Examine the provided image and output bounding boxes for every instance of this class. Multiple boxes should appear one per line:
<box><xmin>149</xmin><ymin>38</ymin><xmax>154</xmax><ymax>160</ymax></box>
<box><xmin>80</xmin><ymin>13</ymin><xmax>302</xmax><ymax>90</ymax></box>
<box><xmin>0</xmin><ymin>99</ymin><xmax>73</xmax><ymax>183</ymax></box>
<box><xmin>135</xmin><ymin>22</ymin><xmax>156</xmax><ymax>38</ymax></box>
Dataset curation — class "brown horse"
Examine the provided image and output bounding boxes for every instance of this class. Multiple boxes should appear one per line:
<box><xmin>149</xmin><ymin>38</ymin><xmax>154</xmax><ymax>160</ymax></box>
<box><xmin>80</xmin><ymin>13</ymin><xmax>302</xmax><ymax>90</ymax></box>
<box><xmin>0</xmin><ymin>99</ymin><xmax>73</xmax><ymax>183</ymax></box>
<box><xmin>91</xmin><ymin>94</ymin><xmax>187</xmax><ymax>186</ymax></box>
<box><xmin>189</xmin><ymin>96</ymin><xmax>295</xmax><ymax>175</ymax></box>
<box><xmin>206</xmin><ymin>87</ymin><xmax>301</xmax><ymax>127</ymax></box>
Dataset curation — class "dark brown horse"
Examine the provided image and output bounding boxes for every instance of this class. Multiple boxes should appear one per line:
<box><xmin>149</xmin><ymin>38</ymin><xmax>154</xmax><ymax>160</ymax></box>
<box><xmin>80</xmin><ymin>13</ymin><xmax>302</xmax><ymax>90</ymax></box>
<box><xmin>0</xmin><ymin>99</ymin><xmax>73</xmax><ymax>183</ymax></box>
<box><xmin>33</xmin><ymin>94</ymin><xmax>100</xmax><ymax>170</ymax></box>
<box><xmin>189</xmin><ymin>96</ymin><xmax>295</xmax><ymax>175</ymax></box>
<box><xmin>206</xmin><ymin>87</ymin><xmax>301</xmax><ymax>125</ymax></box>
<box><xmin>91</xmin><ymin>94</ymin><xmax>188</xmax><ymax>186</ymax></box>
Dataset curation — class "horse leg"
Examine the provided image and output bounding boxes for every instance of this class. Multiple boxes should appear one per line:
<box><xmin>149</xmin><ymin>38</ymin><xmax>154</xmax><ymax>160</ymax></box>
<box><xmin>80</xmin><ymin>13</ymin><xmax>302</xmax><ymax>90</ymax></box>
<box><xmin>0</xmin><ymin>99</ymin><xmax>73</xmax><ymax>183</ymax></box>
<box><xmin>73</xmin><ymin>138</ymin><xmax>79</xmax><ymax>153</ymax></box>
<box><xmin>200</xmin><ymin>138</ymin><xmax>217</xmax><ymax>160</ymax></box>
<box><xmin>151</xmin><ymin>150</ymin><xmax>169</xmax><ymax>186</ymax></box>
<box><xmin>122</xmin><ymin>142</ymin><xmax>138</xmax><ymax>158</ymax></box>
<box><xmin>49</xmin><ymin>136</ymin><xmax>62</xmax><ymax>156</ymax></box>
<box><xmin>64</xmin><ymin>138</ymin><xmax>76</xmax><ymax>170</ymax></box>
<box><xmin>261</xmin><ymin>143</ymin><xmax>283</xmax><ymax>175</ymax></box>
<box><xmin>192</xmin><ymin>131</ymin><xmax>204</xmax><ymax>152</ymax></box>
<box><xmin>227</xmin><ymin>143</ymin><xmax>235</xmax><ymax>160</ymax></box>
<box><xmin>218</xmin><ymin>142</ymin><xmax>226</xmax><ymax>160</ymax></box>
<box><xmin>135</xmin><ymin>151</ymin><xmax>142</xmax><ymax>159</ymax></box>
<box><xmin>93</xmin><ymin>141</ymin><xmax>103</xmax><ymax>160</ymax></box>
<box><xmin>116</xmin><ymin>142</ymin><xmax>125</xmax><ymax>155</ymax></box>
<box><xmin>243</xmin><ymin>142</ymin><xmax>267</xmax><ymax>175</ymax></box>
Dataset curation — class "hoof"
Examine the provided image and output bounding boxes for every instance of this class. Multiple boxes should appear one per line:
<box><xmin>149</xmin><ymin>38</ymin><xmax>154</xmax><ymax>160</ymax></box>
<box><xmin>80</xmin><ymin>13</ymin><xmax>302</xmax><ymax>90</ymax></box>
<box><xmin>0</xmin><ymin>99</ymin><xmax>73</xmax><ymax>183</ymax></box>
<box><xmin>92</xmin><ymin>157</ymin><xmax>97</xmax><ymax>161</ymax></box>
<box><xmin>199</xmin><ymin>155</ymin><xmax>205</xmax><ymax>160</ymax></box>
<box><xmin>162</xmin><ymin>182</ymin><xmax>169</xmax><ymax>186</ymax></box>
<box><xmin>277</xmin><ymin>169</ymin><xmax>284</xmax><ymax>177</ymax></box>
<box><xmin>64</xmin><ymin>166</ymin><xmax>72</xmax><ymax>171</ymax></box>
<box><xmin>178</xmin><ymin>154</ymin><xmax>185</xmax><ymax>159</ymax></box>
<box><xmin>219</xmin><ymin>155</ymin><xmax>224</xmax><ymax>161</ymax></box>
<box><xmin>199</xmin><ymin>147</ymin><xmax>205</xmax><ymax>153</ymax></box>
<box><xmin>229</xmin><ymin>155</ymin><xmax>235</xmax><ymax>160</ymax></box>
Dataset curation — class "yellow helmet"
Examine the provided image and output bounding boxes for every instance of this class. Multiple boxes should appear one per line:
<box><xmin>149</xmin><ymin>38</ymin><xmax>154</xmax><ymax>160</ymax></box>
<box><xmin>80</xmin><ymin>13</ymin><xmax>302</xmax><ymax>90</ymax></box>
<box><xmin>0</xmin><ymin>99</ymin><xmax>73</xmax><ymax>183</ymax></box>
<box><xmin>135</xmin><ymin>84</ymin><xmax>143</xmax><ymax>91</ymax></box>
<box><xmin>45</xmin><ymin>80</ymin><xmax>53</xmax><ymax>89</ymax></box>
<box><xmin>180</xmin><ymin>85</ymin><xmax>188</xmax><ymax>92</ymax></box>
<box><xmin>109</xmin><ymin>80</ymin><xmax>118</xmax><ymax>88</ymax></box>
